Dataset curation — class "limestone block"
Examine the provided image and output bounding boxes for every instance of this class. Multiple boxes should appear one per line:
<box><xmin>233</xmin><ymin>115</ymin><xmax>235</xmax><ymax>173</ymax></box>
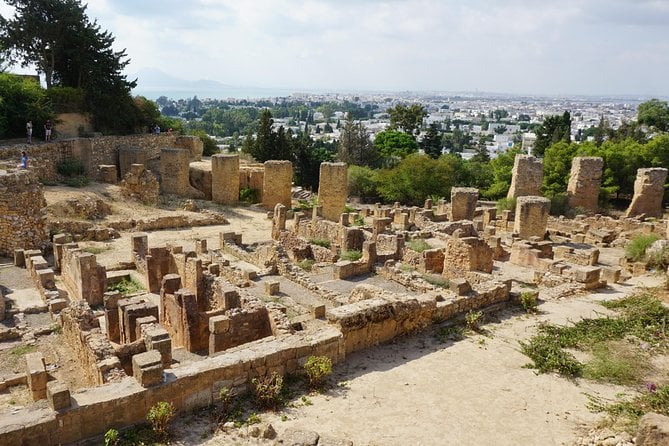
<box><xmin>211</xmin><ymin>154</ymin><xmax>240</xmax><ymax>205</ymax></box>
<box><xmin>625</xmin><ymin>168</ymin><xmax>668</xmax><ymax>218</ymax></box>
<box><xmin>160</xmin><ymin>148</ymin><xmax>204</xmax><ymax>198</ymax></box>
<box><xmin>318</xmin><ymin>162</ymin><xmax>348</xmax><ymax>222</ymax></box>
<box><xmin>450</xmin><ymin>187</ymin><xmax>479</xmax><ymax>221</ymax></box>
<box><xmin>636</xmin><ymin>412</ymin><xmax>669</xmax><ymax>446</ymax></box>
<box><xmin>189</xmin><ymin>162</ymin><xmax>212</xmax><ymax>200</ymax></box>
<box><xmin>48</xmin><ymin>298</ymin><xmax>68</xmax><ymax>314</ymax></box>
<box><xmin>209</xmin><ymin>315</ymin><xmax>230</xmax><ymax>334</ymax></box>
<box><xmin>142</xmin><ymin>326</ymin><xmax>172</xmax><ymax>368</ymax></box>
<box><xmin>265</xmin><ymin>281</ymin><xmax>280</xmax><ymax>296</ymax></box>
<box><xmin>47</xmin><ymin>381</ymin><xmax>71</xmax><ymax>410</ymax></box>
<box><xmin>132</xmin><ymin>350</ymin><xmax>163</xmax><ymax>387</ymax></box>
<box><xmin>0</xmin><ymin>288</ymin><xmax>4</xmax><ymax>321</ymax></box>
<box><xmin>514</xmin><ymin>196</ymin><xmax>550</xmax><ymax>240</ymax></box>
<box><xmin>567</xmin><ymin>157</ymin><xmax>603</xmax><ymax>212</ymax></box>
<box><xmin>14</xmin><ymin>249</ymin><xmax>25</xmax><ymax>267</ymax></box>
<box><xmin>25</xmin><ymin>352</ymin><xmax>47</xmax><ymax>401</ymax></box>
<box><xmin>175</xmin><ymin>135</ymin><xmax>204</xmax><ymax>160</ymax></box>
<box><xmin>601</xmin><ymin>266</ymin><xmax>621</xmax><ymax>284</ymax></box>
<box><xmin>312</xmin><ymin>305</ymin><xmax>326</xmax><ymax>319</ymax></box>
<box><xmin>449</xmin><ymin>278</ymin><xmax>471</xmax><ymax>295</ymax></box>
<box><xmin>507</xmin><ymin>155</ymin><xmax>543</xmax><ymax>199</ymax></box>
<box><xmin>98</xmin><ymin>164</ymin><xmax>118</xmax><ymax>184</ymax></box>
<box><xmin>263</xmin><ymin>160</ymin><xmax>293</xmax><ymax>209</ymax></box>
<box><xmin>118</xmin><ymin>146</ymin><xmax>147</xmax><ymax>178</ymax></box>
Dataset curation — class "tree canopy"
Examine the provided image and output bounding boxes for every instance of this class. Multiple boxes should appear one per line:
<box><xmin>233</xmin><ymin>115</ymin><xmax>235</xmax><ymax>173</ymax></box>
<box><xmin>387</xmin><ymin>104</ymin><xmax>427</xmax><ymax>135</ymax></box>
<box><xmin>533</xmin><ymin>111</ymin><xmax>571</xmax><ymax>157</ymax></box>
<box><xmin>373</xmin><ymin>130</ymin><xmax>418</xmax><ymax>162</ymax></box>
<box><xmin>637</xmin><ymin>99</ymin><xmax>669</xmax><ymax>132</ymax></box>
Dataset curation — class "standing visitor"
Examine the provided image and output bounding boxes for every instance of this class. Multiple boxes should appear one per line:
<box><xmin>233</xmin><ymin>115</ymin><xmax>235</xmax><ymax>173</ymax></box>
<box><xmin>44</xmin><ymin>120</ymin><xmax>52</xmax><ymax>142</ymax></box>
<box><xmin>26</xmin><ymin>120</ymin><xmax>33</xmax><ymax>144</ymax></box>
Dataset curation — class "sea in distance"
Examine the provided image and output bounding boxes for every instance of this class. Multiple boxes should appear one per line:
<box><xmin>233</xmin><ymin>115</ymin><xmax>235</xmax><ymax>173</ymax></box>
<box><xmin>134</xmin><ymin>86</ymin><xmax>318</xmax><ymax>101</ymax></box>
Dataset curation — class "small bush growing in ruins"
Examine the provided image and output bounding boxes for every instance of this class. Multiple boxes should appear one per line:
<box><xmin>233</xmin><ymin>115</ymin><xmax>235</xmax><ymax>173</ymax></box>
<box><xmin>548</xmin><ymin>192</ymin><xmax>569</xmax><ymax>216</ymax></box>
<box><xmin>587</xmin><ymin>384</ymin><xmax>669</xmax><ymax>432</ymax></box>
<box><xmin>297</xmin><ymin>259</ymin><xmax>315</xmax><ymax>271</ymax></box>
<box><xmin>310</xmin><ymin>238</ymin><xmax>331</xmax><ymax>249</ymax></box>
<box><xmin>103</xmin><ymin>428</ymin><xmax>119</xmax><ymax>446</ymax></box>
<box><xmin>81</xmin><ymin>245</ymin><xmax>111</xmax><ymax>255</ymax></box>
<box><xmin>408</xmin><ymin>239</ymin><xmax>432</xmax><ymax>253</ymax></box>
<box><xmin>625</xmin><ymin>234</ymin><xmax>660</xmax><ymax>262</ymax></box>
<box><xmin>353</xmin><ymin>216</ymin><xmax>365</xmax><ymax>226</ymax></box>
<box><xmin>496</xmin><ymin>197</ymin><xmax>516</xmax><ymax>213</ymax></box>
<box><xmin>107</xmin><ymin>278</ymin><xmax>144</xmax><ymax>295</ymax></box>
<box><xmin>146</xmin><ymin>401</ymin><xmax>175</xmax><ymax>441</ymax></box>
<box><xmin>251</xmin><ymin>372</ymin><xmax>284</xmax><ymax>410</ymax></box>
<box><xmin>421</xmin><ymin>273</ymin><xmax>449</xmax><ymax>289</ymax></box>
<box><xmin>465</xmin><ymin>310</ymin><xmax>483</xmax><ymax>331</ymax></box>
<box><xmin>520</xmin><ymin>292</ymin><xmax>538</xmax><ymax>314</ymax></box>
<box><xmin>57</xmin><ymin>157</ymin><xmax>85</xmax><ymax>177</ymax></box>
<box><xmin>339</xmin><ymin>250</ymin><xmax>362</xmax><ymax>261</ymax></box>
<box><xmin>239</xmin><ymin>187</ymin><xmax>260</xmax><ymax>204</ymax></box>
<box><xmin>343</xmin><ymin>205</ymin><xmax>357</xmax><ymax>213</ymax></box>
<box><xmin>304</xmin><ymin>355</ymin><xmax>333</xmax><ymax>389</ymax></box>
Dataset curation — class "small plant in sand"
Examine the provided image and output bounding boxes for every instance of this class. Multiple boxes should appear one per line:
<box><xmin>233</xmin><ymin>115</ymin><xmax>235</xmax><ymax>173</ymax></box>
<box><xmin>146</xmin><ymin>401</ymin><xmax>175</xmax><ymax>441</ymax></box>
<box><xmin>465</xmin><ymin>310</ymin><xmax>483</xmax><ymax>332</ymax></box>
<box><xmin>519</xmin><ymin>292</ymin><xmax>538</xmax><ymax>314</ymax></box>
<box><xmin>251</xmin><ymin>372</ymin><xmax>284</xmax><ymax>410</ymax></box>
<box><xmin>304</xmin><ymin>355</ymin><xmax>333</xmax><ymax>389</ymax></box>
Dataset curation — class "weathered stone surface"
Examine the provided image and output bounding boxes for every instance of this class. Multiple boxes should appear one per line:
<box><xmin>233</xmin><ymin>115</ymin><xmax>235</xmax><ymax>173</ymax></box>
<box><xmin>318</xmin><ymin>162</ymin><xmax>348</xmax><ymax>222</ymax></box>
<box><xmin>212</xmin><ymin>154</ymin><xmax>239</xmax><ymax>205</ymax></box>
<box><xmin>263</xmin><ymin>160</ymin><xmax>292</xmax><ymax>210</ymax></box>
<box><xmin>97</xmin><ymin>164</ymin><xmax>118</xmax><ymax>184</ymax></box>
<box><xmin>160</xmin><ymin>148</ymin><xmax>204</xmax><ymax>198</ymax></box>
<box><xmin>189</xmin><ymin>162</ymin><xmax>212</xmax><ymax>200</ymax></box>
<box><xmin>450</xmin><ymin>187</ymin><xmax>478</xmax><ymax>221</ymax></box>
<box><xmin>636</xmin><ymin>412</ymin><xmax>669</xmax><ymax>446</ymax></box>
<box><xmin>507</xmin><ymin>155</ymin><xmax>543</xmax><ymax>199</ymax></box>
<box><xmin>0</xmin><ymin>171</ymin><xmax>48</xmax><ymax>256</ymax></box>
<box><xmin>514</xmin><ymin>196</ymin><xmax>550</xmax><ymax>239</ymax></box>
<box><xmin>567</xmin><ymin>157</ymin><xmax>603</xmax><ymax>212</ymax></box>
<box><xmin>25</xmin><ymin>352</ymin><xmax>47</xmax><ymax>401</ymax></box>
<box><xmin>46</xmin><ymin>381</ymin><xmax>71</xmax><ymax>410</ymax></box>
<box><xmin>281</xmin><ymin>429</ymin><xmax>320</xmax><ymax>446</ymax></box>
<box><xmin>120</xmin><ymin>164</ymin><xmax>159</xmax><ymax>205</ymax></box>
<box><xmin>132</xmin><ymin>350</ymin><xmax>163</xmax><ymax>387</ymax></box>
<box><xmin>175</xmin><ymin>135</ymin><xmax>203</xmax><ymax>161</ymax></box>
<box><xmin>625</xmin><ymin>168</ymin><xmax>668</xmax><ymax>218</ymax></box>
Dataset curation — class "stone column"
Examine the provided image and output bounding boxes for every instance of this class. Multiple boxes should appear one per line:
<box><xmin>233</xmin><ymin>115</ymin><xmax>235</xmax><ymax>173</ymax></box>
<box><xmin>175</xmin><ymin>135</ymin><xmax>203</xmax><ymax>161</ymax></box>
<box><xmin>160</xmin><ymin>148</ymin><xmax>191</xmax><ymax>195</ymax></box>
<box><xmin>625</xmin><ymin>168</ymin><xmax>668</xmax><ymax>218</ymax></box>
<box><xmin>507</xmin><ymin>155</ymin><xmax>543</xmax><ymax>199</ymax></box>
<box><xmin>262</xmin><ymin>160</ymin><xmax>293</xmax><ymax>209</ymax></box>
<box><xmin>118</xmin><ymin>146</ymin><xmax>146</xmax><ymax>179</ymax></box>
<box><xmin>514</xmin><ymin>196</ymin><xmax>550</xmax><ymax>239</ymax></box>
<box><xmin>450</xmin><ymin>187</ymin><xmax>479</xmax><ymax>221</ymax></box>
<box><xmin>318</xmin><ymin>162</ymin><xmax>348</xmax><ymax>222</ymax></box>
<box><xmin>211</xmin><ymin>154</ymin><xmax>240</xmax><ymax>205</ymax></box>
<box><xmin>567</xmin><ymin>157</ymin><xmax>603</xmax><ymax>212</ymax></box>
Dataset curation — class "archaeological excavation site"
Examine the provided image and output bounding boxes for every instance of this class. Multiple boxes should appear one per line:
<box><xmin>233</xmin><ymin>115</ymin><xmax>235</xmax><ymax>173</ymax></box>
<box><xmin>0</xmin><ymin>134</ymin><xmax>668</xmax><ymax>445</ymax></box>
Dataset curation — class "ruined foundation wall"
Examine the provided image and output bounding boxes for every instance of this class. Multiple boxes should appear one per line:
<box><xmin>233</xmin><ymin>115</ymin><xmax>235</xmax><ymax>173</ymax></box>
<box><xmin>61</xmin><ymin>247</ymin><xmax>107</xmax><ymax>306</ymax></box>
<box><xmin>625</xmin><ymin>168</ymin><xmax>668</xmax><ymax>218</ymax></box>
<box><xmin>0</xmin><ymin>171</ymin><xmax>48</xmax><ymax>256</ymax></box>
<box><xmin>262</xmin><ymin>160</ymin><xmax>292</xmax><ymax>209</ymax></box>
<box><xmin>567</xmin><ymin>157</ymin><xmax>603</xmax><ymax>212</ymax></box>
<box><xmin>239</xmin><ymin>164</ymin><xmax>265</xmax><ymax>201</ymax></box>
<box><xmin>318</xmin><ymin>162</ymin><xmax>348</xmax><ymax>222</ymax></box>
<box><xmin>160</xmin><ymin>148</ymin><xmax>202</xmax><ymax>198</ymax></box>
<box><xmin>507</xmin><ymin>155</ymin><xmax>543</xmax><ymax>198</ymax></box>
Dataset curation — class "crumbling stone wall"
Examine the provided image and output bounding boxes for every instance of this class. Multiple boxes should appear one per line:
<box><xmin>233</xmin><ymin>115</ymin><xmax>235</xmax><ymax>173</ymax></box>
<box><xmin>450</xmin><ymin>187</ymin><xmax>478</xmax><ymax>221</ymax></box>
<box><xmin>209</xmin><ymin>305</ymin><xmax>273</xmax><ymax>353</ymax></box>
<box><xmin>61</xmin><ymin>245</ymin><xmax>107</xmax><ymax>306</ymax></box>
<box><xmin>189</xmin><ymin>161</ymin><xmax>212</xmax><ymax>200</ymax></box>
<box><xmin>514</xmin><ymin>196</ymin><xmax>550</xmax><ymax>239</ymax></box>
<box><xmin>567</xmin><ymin>157</ymin><xmax>603</xmax><ymax>212</ymax></box>
<box><xmin>507</xmin><ymin>155</ymin><xmax>543</xmax><ymax>198</ymax></box>
<box><xmin>61</xmin><ymin>301</ymin><xmax>125</xmax><ymax>386</ymax></box>
<box><xmin>160</xmin><ymin>148</ymin><xmax>204</xmax><ymax>198</ymax></box>
<box><xmin>120</xmin><ymin>164</ymin><xmax>159</xmax><ymax>205</ymax></box>
<box><xmin>0</xmin><ymin>171</ymin><xmax>48</xmax><ymax>256</ymax></box>
<box><xmin>625</xmin><ymin>168</ymin><xmax>668</xmax><ymax>218</ymax></box>
<box><xmin>318</xmin><ymin>162</ymin><xmax>348</xmax><ymax>222</ymax></box>
<box><xmin>442</xmin><ymin>237</ymin><xmax>494</xmax><ymax>279</ymax></box>
<box><xmin>175</xmin><ymin>135</ymin><xmax>203</xmax><ymax>161</ymax></box>
<box><xmin>212</xmin><ymin>154</ymin><xmax>240</xmax><ymax>205</ymax></box>
<box><xmin>262</xmin><ymin>160</ymin><xmax>292</xmax><ymax>209</ymax></box>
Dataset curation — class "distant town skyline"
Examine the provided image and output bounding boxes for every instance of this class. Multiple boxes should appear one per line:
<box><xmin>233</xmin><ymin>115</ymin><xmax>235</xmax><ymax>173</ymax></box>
<box><xmin>2</xmin><ymin>0</ymin><xmax>668</xmax><ymax>97</ymax></box>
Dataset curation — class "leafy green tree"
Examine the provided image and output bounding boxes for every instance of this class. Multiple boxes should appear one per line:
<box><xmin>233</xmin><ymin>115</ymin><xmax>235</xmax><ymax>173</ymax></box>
<box><xmin>375</xmin><ymin>154</ymin><xmax>463</xmax><ymax>205</ymax></box>
<box><xmin>493</xmin><ymin>109</ymin><xmax>509</xmax><ymax>121</ymax></box>
<box><xmin>0</xmin><ymin>73</ymin><xmax>52</xmax><ymax>138</ymax></box>
<box><xmin>421</xmin><ymin>123</ymin><xmax>443</xmax><ymax>159</ymax></box>
<box><xmin>348</xmin><ymin>165</ymin><xmax>378</xmax><ymax>201</ymax></box>
<box><xmin>292</xmin><ymin>130</ymin><xmax>335</xmax><ymax>190</ymax></box>
<box><xmin>483</xmin><ymin>148</ymin><xmax>522</xmax><ymax>199</ymax></box>
<box><xmin>337</xmin><ymin>116</ymin><xmax>379</xmax><ymax>167</ymax></box>
<box><xmin>534</xmin><ymin>111</ymin><xmax>572</xmax><ymax>157</ymax></box>
<box><xmin>374</xmin><ymin>130</ymin><xmax>418</xmax><ymax>162</ymax></box>
<box><xmin>387</xmin><ymin>104</ymin><xmax>427</xmax><ymax>135</ymax></box>
<box><xmin>541</xmin><ymin>141</ymin><xmax>589</xmax><ymax>197</ymax></box>
<box><xmin>637</xmin><ymin>99</ymin><xmax>669</xmax><ymax>132</ymax></box>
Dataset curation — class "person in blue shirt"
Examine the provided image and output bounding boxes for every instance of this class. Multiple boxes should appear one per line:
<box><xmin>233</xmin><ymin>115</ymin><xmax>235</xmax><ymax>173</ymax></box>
<box><xmin>20</xmin><ymin>151</ymin><xmax>28</xmax><ymax>169</ymax></box>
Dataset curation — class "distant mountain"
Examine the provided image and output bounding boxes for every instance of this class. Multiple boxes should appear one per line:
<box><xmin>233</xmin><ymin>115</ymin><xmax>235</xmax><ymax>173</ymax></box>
<box><xmin>130</xmin><ymin>67</ymin><xmax>234</xmax><ymax>91</ymax></box>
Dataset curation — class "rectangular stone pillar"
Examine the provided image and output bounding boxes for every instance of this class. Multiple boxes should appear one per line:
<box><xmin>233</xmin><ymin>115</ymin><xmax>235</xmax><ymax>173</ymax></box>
<box><xmin>507</xmin><ymin>155</ymin><xmax>543</xmax><ymax>198</ymax></box>
<box><xmin>514</xmin><ymin>196</ymin><xmax>550</xmax><ymax>239</ymax></box>
<box><xmin>26</xmin><ymin>352</ymin><xmax>47</xmax><ymax>401</ymax></box>
<box><xmin>625</xmin><ymin>168</ymin><xmax>668</xmax><ymax>218</ymax></box>
<box><xmin>318</xmin><ymin>162</ymin><xmax>348</xmax><ymax>222</ymax></box>
<box><xmin>160</xmin><ymin>148</ymin><xmax>191</xmax><ymax>195</ymax></box>
<box><xmin>567</xmin><ymin>157</ymin><xmax>603</xmax><ymax>212</ymax></box>
<box><xmin>211</xmin><ymin>154</ymin><xmax>240</xmax><ymax>205</ymax></box>
<box><xmin>450</xmin><ymin>187</ymin><xmax>479</xmax><ymax>221</ymax></box>
<box><xmin>262</xmin><ymin>160</ymin><xmax>293</xmax><ymax>209</ymax></box>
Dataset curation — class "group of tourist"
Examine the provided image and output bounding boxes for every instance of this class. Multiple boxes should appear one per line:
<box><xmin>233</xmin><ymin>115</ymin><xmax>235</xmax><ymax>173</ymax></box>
<box><xmin>25</xmin><ymin>119</ymin><xmax>53</xmax><ymax>144</ymax></box>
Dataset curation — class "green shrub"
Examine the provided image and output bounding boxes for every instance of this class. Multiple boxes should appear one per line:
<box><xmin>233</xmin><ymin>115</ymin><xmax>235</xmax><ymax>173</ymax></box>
<box><xmin>304</xmin><ymin>355</ymin><xmax>333</xmax><ymax>389</ymax></box>
<box><xmin>421</xmin><ymin>274</ymin><xmax>449</xmax><ymax>289</ymax></box>
<box><xmin>647</xmin><ymin>246</ymin><xmax>669</xmax><ymax>270</ymax></box>
<box><xmin>104</xmin><ymin>428</ymin><xmax>119</xmax><ymax>446</ymax></box>
<box><xmin>496</xmin><ymin>197</ymin><xmax>516</xmax><ymax>213</ymax></box>
<box><xmin>251</xmin><ymin>372</ymin><xmax>284</xmax><ymax>410</ymax></box>
<box><xmin>56</xmin><ymin>157</ymin><xmax>86</xmax><ymax>177</ymax></box>
<box><xmin>146</xmin><ymin>401</ymin><xmax>175</xmax><ymax>441</ymax></box>
<box><xmin>340</xmin><ymin>250</ymin><xmax>362</xmax><ymax>261</ymax></box>
<box><xmin>625</xmin><ymin>234</ymin><xmax>660</xmax><ymax>262</ymax></box>
<box><xmin>465</xmin><ymin>310</ymin><xmax>483</xmax><ymax>331</ymax></box>
<box><xmin>107</xmin><ymin>278</ymin><xmax>144</xmax><ymax>295</ymax></box>
<box><xmin>46</xmin><ymin>86</ymin><xmax>85</xmax><ymax>113</ymax></box>
<box><xmin>239</xmin><ymin>187</ymin><xmax>260</xmax><ymax>204</ymax></box>
<box><xmin>63</xmin><ymin>175</ymin><xmax>89</xmax><ymax>188</ymax></box>
<box><xmin>297</xmin><ymin>259</ymin><xmax>315</xmax><ymax>271</ymax></box>
<box><xmin>408</xmin><ymin>239</ymin><xmax>432</xmax><ymax>253</ymax></box>
<box><xmin>353</xmin><ymin>216</ymin><xmax>365</xmax><ymax>226</ymax></box>
<box><xmin>548</xmin><ymin>193</ymin><xmax>569</xmax><ymax>216</ymax></box>
<box><xmin>520</xmin><ymin>292</ymin><xmax>538</xmax><ymax>314</ymax></box>
<box><xmin>310</xmin><ymin>238</ymin><xmax>331</xmax><ymax>249</ymax></box>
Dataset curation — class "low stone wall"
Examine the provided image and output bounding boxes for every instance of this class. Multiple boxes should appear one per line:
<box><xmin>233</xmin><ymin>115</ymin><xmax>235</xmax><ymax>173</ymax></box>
<box><xmin>0</xmin><ymin>171</ymin><xmax>48</xmax><ymax>256</ymax></box>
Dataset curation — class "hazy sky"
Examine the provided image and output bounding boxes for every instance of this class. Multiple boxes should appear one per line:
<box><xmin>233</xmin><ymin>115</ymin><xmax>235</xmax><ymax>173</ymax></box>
<box><xmin>2</xmin><ymin>0</ymin><xmax>669</xmax><ymax>95</ymax></box>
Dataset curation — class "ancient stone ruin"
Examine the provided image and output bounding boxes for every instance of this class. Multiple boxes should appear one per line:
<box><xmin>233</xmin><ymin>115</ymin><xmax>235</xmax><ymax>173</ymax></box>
<box><xmin>567</xmin><ymin>156</ymin><xmax>604</xmax><ymax>212</ymax></box>
<box><xmin>625</xmin><ymin>167</ymin><xmax>668</xmax><ymax>218</ymax></box>
<box><xmin>507</xmin><ymin>154</ymin><xmax>543</xmax><ymax>198</ymax></box>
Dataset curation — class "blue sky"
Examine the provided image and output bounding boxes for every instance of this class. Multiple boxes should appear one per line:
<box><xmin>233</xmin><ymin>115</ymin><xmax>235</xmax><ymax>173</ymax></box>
<box><xmin>2</xmin><ymin>0</ymin><xmax>668</xmax><ymax>95</ymax></box>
